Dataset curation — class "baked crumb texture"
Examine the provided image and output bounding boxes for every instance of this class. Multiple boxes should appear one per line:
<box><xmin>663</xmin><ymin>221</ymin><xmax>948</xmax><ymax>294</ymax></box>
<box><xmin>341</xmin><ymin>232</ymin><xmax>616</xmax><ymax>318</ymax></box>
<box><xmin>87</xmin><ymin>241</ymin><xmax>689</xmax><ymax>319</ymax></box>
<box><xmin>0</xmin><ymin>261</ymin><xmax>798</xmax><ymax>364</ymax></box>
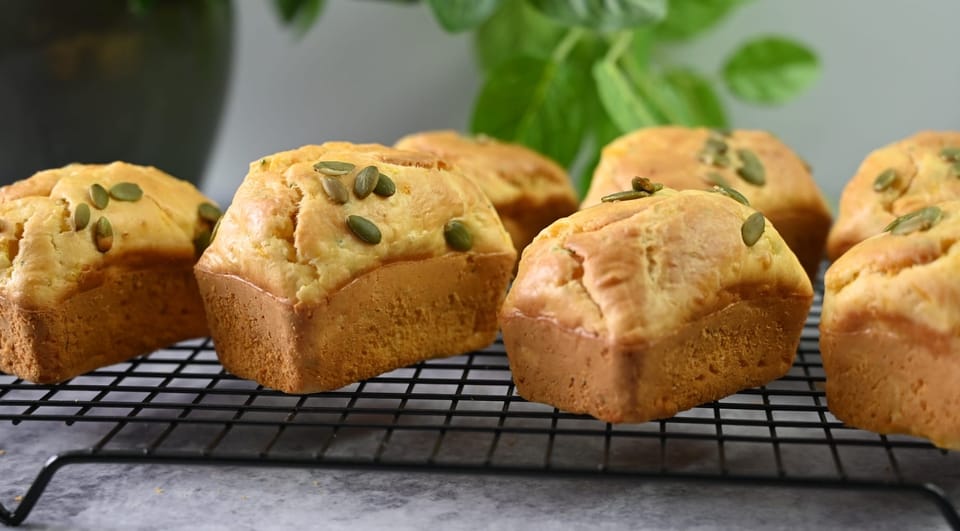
<box><xmin>821</xmin><ymin>199</ymin><xmax>960</xmax><ymax>449</ymax></box>
<box><xmin>195</xmin><ymin>142</ymin><xmax>516</xmax><ymax>393</ymax></box>
<box><xmin>0</xmin><ymin>162</ymin><xmax>217</xmax><ymax>383</ymax></box>
<box><xmin>501</xmin><ymin>188</ymin><xmax>813</xmax><ymax>423</ymax></box>
<box><xmin>583</xmin><ymin>126</ymin><xmax>832</xmax><ymax>280</ymax></box>
<box><xmin>827</xmin><ymin>130</ymin><xmax>960</xmax><ymax>260</ymax></box>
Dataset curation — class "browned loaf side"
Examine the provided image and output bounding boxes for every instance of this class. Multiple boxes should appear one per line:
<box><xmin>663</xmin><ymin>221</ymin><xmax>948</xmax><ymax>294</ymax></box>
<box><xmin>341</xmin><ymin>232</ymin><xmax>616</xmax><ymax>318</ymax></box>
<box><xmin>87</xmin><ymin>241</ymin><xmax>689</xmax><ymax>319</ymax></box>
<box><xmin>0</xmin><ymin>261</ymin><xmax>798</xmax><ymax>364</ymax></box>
<box><xmin>196</xmin><ymin>142</ymin><xmax>516</xmax><ymax>394</ymax></box>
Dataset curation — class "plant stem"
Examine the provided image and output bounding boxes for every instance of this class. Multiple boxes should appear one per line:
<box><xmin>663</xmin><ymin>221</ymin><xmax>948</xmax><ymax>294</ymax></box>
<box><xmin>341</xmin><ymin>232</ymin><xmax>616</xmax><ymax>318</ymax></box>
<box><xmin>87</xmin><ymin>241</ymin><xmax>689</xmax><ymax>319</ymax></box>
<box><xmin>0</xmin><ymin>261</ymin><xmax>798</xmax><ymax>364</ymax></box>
<box><xmin>551</xmin><ymin>28</ymin><xmax>584</xmax><ymax>63</ymax></box>
<box><xmin>604</xmin><ymin>31</ymin><xmax>634</xmax><ymax>64</ymax></box>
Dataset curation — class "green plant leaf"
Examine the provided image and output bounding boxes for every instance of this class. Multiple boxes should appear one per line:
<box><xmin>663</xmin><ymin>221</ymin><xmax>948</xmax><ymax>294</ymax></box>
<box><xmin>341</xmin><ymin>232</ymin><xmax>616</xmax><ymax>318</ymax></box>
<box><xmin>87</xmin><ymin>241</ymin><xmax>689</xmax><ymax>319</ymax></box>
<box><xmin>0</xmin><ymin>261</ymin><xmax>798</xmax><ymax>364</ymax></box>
<box><xmin>722</xmin><ymin>36</ymin><xmax>820</xmax><ymax>105</ymax></box>
<box><xmin>593</xmin><ymin>60</ymin><xmax>659</xmax><ymax>133</ymax></box>
<box><xmin>530</xmin><ymin>0</ymin><xmax>668</xmax><ymax>32</ymax></box>
<box><xmin>427</xmin><ymin>0</ymin><xmax>502</xmax><ymax>33</ymax></box>
<box><xmin>475</xmin><ymin>1</ymin><xmax>566</xmax><ymax>70</ymax></box>
<box><xmin>471</xmin><ymin>56</ymin><xmax>587</xmax><ymax>167</ymax></box>
<box><xmin>273</xmin><ymin>0</ymin><xmax>326</xmax><ymax>36</ymax></box>
<box><xmin>663</xmin><ymin>68</ymin><xmax>728</xmax><ymax>127</ymax></box>
<box><xmin>656</xmin><ymin>0</ymin><xmax>745</xmax><ymax>41</ymax></box>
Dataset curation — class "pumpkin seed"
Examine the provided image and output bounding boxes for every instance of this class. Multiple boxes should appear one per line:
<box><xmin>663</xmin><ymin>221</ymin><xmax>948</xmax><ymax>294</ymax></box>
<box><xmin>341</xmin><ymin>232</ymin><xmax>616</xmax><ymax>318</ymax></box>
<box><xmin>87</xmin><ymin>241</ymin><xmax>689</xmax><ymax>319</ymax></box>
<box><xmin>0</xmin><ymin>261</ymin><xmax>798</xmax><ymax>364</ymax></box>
<box><xmin>321</xmin><ymin>177</ymin><xmax>350</xmax><ymax>204</ymax></box>
<box><xmin>89</xmin><ymin>184</ymin><xmax>109</xmax><ymax>209</ymax></box>
<box><xmin>314</xmin><ymin>160</ymin><xmax>355</xmax><ymax>176</ymax></box>
<box><xmin>373</xmin><ymin>173</ymin><xmax>396</xmax><ymax>197</ymax></box>
<box><xmin>94</xmin><ymin>216</ymin><xmax>113</xmax><ymax>252</ymax></box>
<box><xmin>210</xmin><ymin>216</ymin><xmax>222</xmax><ymax>243</ymax></box>
<box><xmin>193</xmin><ymin>229</ymin><xmax>211</xmax><ymax>256</ymax></box>
<box><xmin>953</xmin><ymin>161</ymin><xmax>960</xmax><ymax>178</ymax></box>
<box><xmin>736</xmin><ymin>149</ymin><xmax>766</xmax><ymax>186</ymax></box>
<box><xmin>713</xmin><ymin>153</ymin><xmax>731</xmax><ymax>168</ymax></box>
<box><xmin>712</xmin><ymin>184</ymin><xmax>750</xmax><ymax>206</ymax></box>
<box><xmin>109</xmin><ymin>182</ymin><xmax>143</xmax><ymax>201</ymax></box>
<box><xmin>74</xmin><ymin>203</ymin><xmax>91</xmax><ymax>230</ymax></box>
<box><xmin>705</xmin><ymin>137</ymin><xmax>728</xmax><ymax>154</ymax></box>
<box><xmin>704</xmin><ymin>172</ymin><xmax>730</xmax><ymax>187</ymax></box>
<box><xmin>197</xmin><ymin>202</ymin><xmax>222</xmax><ymax>222</ymax></box>
<box><xmin>346</xmin><ymin>215</ymin><xmax>381</xmax><ymax>244</ymax></box>
<box><xmin>443</xmin><ymin>219</ymin><xmax>473</xmax><ymax>251</ymax></box>
<box><xmin>354</xmin><ymin>166</ymin><xmax>380</xmax><ymax>199</ymax></box>
<box><xmin>631</xmin><ymin>176</ymin><xmax>658</xmax><ymax>193</ymax></box>
<box><xmin>873</xmin><ymin>168</ymin><xmax>897</xmax><ymax>192</ymax></box>
<box><xmin>883</xmin><ymin>206</ymin><xmax>943</xmax><ymax>235</ymax></box>
<box><xmin>940</xmin><ymin>147</ymin><xmax>960</xmax><ymax>162</ymax></box>
<box><xmin>601</xmin><ymin>190</ymin><xmax>650</xmax><ymax>202</ymax></box>
<box><xmin>741</xmin><ymin>212</ymin><xmax>765</xmax><ymax>247</ymax></box>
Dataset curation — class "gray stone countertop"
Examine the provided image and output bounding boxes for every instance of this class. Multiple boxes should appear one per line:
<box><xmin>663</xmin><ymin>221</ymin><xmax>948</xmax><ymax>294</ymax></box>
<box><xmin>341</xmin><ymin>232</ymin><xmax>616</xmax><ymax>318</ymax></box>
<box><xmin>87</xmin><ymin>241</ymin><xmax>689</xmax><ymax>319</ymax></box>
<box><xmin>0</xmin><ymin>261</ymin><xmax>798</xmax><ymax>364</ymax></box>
<box><xmin>2</xmin><ymin>419</ymin><xmax>958</xmax><ymax>530</ymax></box>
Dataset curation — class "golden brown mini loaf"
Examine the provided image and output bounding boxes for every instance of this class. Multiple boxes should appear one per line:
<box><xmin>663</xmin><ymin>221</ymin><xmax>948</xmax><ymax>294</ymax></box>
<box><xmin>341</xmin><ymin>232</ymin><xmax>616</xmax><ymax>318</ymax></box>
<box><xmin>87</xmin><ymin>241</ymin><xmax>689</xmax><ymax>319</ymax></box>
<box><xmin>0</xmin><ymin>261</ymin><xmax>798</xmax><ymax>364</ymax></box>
<box><xmin>821</xmin><ymin>201</ymin><xmax>960</xmax><ymax>449</ymax></box>
<box><xmin>827</xmin><ymin>130</ymin><xmax>960</xmax><ymax>260</ymax></box>
<box><xmin>500</xmin><ymin>186</ymin><xmax>813</xmax><ymax>423</ymax></box>
<box><xmin>0</xmin><ymin>162</ymin><xmax>220</xmax><ymax>383</ymax></box>
<box><xmin>582</xmin><ymin>126</ymin><xmax>831</xmax><ymax>280</ymax></box>
<box><xmin>195</xmin><ymin>142</ymin><xmax>516</xmax><ymax>394</ymax></box>
<box><xmin>394</xmin><ymin>130</ymin><xmax>578</xmax><ymax>254</ymax></box>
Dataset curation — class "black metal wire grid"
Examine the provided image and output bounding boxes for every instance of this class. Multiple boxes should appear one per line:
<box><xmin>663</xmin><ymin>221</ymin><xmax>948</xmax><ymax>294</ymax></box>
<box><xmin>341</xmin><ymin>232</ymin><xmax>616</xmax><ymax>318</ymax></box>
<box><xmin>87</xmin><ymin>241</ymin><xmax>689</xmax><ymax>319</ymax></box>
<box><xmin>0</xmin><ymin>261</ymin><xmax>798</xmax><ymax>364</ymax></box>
<box><xmin>1</xmin><ymin>289</ymin><xmax>959</xmax><ymax>528</ymax></box>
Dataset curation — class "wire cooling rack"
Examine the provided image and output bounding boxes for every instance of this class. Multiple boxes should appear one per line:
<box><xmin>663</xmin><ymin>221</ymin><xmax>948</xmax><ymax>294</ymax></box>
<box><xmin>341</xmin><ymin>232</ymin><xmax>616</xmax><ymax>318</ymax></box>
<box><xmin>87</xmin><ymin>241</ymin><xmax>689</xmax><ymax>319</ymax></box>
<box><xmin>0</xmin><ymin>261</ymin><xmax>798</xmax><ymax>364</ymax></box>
<box><xmin>1</xmin><ymin>286</ymin><xmax>959</xmax><ymax>528</ymax></box>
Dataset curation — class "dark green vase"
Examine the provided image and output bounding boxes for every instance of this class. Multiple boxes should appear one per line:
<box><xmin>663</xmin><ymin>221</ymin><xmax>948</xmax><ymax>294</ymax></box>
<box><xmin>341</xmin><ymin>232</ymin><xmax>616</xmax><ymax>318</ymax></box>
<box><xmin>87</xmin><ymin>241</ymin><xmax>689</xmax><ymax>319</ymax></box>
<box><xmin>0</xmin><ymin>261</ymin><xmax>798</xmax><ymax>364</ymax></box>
<box><xmin>0</xmin><ymin>0</ymin><xmax>233</xmax><ymax>186</ymax></box>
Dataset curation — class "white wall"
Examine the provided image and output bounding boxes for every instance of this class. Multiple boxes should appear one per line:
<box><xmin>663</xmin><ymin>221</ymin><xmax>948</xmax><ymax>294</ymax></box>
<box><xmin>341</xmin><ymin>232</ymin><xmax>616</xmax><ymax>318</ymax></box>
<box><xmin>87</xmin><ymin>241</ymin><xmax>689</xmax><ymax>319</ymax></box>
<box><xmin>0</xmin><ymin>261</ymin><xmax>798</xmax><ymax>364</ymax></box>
<box><xmin>203</xmin><ymin>0</ymin><xmax>960</xmax><ymax>206</ymax></box>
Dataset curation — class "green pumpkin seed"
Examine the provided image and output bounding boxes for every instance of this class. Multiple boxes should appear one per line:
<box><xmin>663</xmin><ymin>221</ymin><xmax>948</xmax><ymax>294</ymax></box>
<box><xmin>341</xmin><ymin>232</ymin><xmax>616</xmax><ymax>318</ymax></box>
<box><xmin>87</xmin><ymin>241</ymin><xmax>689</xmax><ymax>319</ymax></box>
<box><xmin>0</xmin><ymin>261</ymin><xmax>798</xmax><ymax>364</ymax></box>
<box><xmin>741</xmin><ymin>212</ymin><xmax>765</xmax><ymax>247</ymax></box>
<box><xmin>712</xmin><ymin>184</ymin><xmax>750</xmax><ymax>206</ymax></box>
<box><xmin>736</xmin><ymin>149</ymin><xmax>766</xmax><ymax>186</ymax></box>
<box><xmin>354</xmin><ymin>166</ymin><xmax>380</xmax><ymax>199</ymax></box>
<box><xmin>373</xmin><ymin>173</ymin><xmax>396</xmax><ymax>197</ymax></box>
<box><xmin>346</xmin><ymin>215</ymin><xmax>381</xmax><ymax>244</ymax></box>
<box><xmin>94</xmin><ymin>216</ymin><xmax>113</xmax><ymax>252</ymax></box>
<box><xmin>443</xmin><ymin>219</ymin><xmax>473</xmax><ymax>252</ymax></box>
<box><xmin>713</xmin><ymin>153</ymin><xmax>732</xmax><ymax>168</ymax></box>
<box><xmin>74</xmin><ymin>203</ymin><xmax>91</xmax><ymax>231</ymax></box>
<box><xmin>193</xmin><ymin>229</ymin><xmax>212</xmax><ymax>257</ymax></box>
<box><xmin>210</xmin><ymin>216</ymin><xmax>222</xmax><ymax>243</ymax></box>
<box><xmin>940</xmin><ymin>147</ymin><xmax>960</xmax><ymax>162</ymax></box>
<box><xmin>704</xmin><ymin>172</ymin><xmax>730</xmax><ymax>187</ymax></box>
<box><xmin>313</xmin><ymin>161</ymin><xmax>355</xmax><ymax>176</ymax></box>
<box><xmin>601</xmin><ymin>190</ymin><xmax>650</xmax><ymax>202</ymax></box>
<box><xmin>89</xmin><ymin>184</ymin><xmax>109</xmax><ymax>209</ymax></box>
<box><xmin>873</xmin><ymin>168</ymin><xmax>897</xmax><ymax>192</ymax></box>
<box><xmin>631</xmin><ymin>176</ymin><xmax>658</xmax><ymax>194</ymax></box>
<box><xmin>705</xmin><ymin>137</ymin><xmax>728</xmax><ymax>154</ymax></box>
<box><xmin>321</xmin><ymin>176</ymin><xmax>350</xmax><ymax>204</ymax></box>
<box><xmin>953</xmin><ymin>161</ymin><xmax>960</xmax><ymax>178</ymax></box>
<box><xmin>198</xmin><ymin>202</ymin><xmax>222</xmax><ymax>222</ymax></box>
<box><xmin>109</xmin><ymin>182</ymin><xmax>143</xmax><ymax>202</ymax></box>
<box><xmin>883</xmin><ymin>206</ymin><xmax>943</xmax><ymax>235</ymax></box>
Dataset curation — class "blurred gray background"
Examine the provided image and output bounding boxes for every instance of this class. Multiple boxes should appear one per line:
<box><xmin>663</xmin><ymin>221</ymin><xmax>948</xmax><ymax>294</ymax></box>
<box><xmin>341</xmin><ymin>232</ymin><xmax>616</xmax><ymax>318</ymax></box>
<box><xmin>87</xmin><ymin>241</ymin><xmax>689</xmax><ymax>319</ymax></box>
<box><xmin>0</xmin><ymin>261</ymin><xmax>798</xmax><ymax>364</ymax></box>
<box><xmin>202</xmin><ymin>0</ymin><xmax>960</xmax><ymax>207</ymax></box>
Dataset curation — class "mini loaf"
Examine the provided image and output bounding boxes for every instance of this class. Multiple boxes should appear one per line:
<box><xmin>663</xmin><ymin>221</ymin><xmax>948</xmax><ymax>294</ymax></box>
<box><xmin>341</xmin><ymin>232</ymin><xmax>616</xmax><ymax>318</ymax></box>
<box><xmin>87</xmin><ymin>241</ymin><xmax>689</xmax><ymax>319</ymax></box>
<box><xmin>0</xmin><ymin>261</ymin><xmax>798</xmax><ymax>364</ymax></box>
<box><xmin>395</xmin><ymin>130</ymin><xmax>578</xmax><ymax>254</ymax></box>
<box><xmin>195</xmin><ymin>142</ymin><xmax>516</xmax><ymax>394</ymax></box>
<box><xmin>500</xmin><ymin>184</ymin><xmax>813</xmax><ymax>423</ymax></box>
<box><xmin>821</xmin><ymin>201</ymin><xmax>960</xmax><ymax>449</ymax></box>
<box><xmin>0</xmin><ymin>162</ymin><xmax>220</xmax><ymax>383</ymax></box>
<box><xmin>582</xmin><ymin>126</ymin><xmax>831</xmax><ymax>280</ymax></box>
<box><xmin>827</xmin><ymin>130</ymin><xmax>960</xmax><ymax>260</ymax></box>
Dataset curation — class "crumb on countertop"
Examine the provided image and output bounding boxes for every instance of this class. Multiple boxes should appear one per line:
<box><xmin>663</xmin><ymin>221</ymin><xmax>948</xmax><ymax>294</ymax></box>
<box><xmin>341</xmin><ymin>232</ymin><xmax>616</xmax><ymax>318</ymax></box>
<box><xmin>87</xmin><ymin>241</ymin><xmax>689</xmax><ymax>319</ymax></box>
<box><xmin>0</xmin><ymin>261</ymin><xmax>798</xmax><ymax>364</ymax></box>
<box><xmin>14</xmin><ymin>496</ymin><xmax>22</xmax><ymax>502</ymax></box>
<box><xmin>154</xmin><ymin>487</ymin><xmax>164</xmax><ymax>495</ymax></box>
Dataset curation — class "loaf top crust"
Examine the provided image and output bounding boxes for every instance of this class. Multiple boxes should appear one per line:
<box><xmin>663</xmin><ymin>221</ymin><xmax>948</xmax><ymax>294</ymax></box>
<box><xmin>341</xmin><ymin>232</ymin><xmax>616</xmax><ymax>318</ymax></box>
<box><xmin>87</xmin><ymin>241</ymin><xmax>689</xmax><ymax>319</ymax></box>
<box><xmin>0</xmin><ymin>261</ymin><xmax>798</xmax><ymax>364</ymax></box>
<box><xmin>196</xmin><ymin>142</ymin><xmax>516</xmax><ymax>306</ymax></box>
<box><xmin>0</xmin><ymin>162</ymin><xmax>216</xmax><ymax>308</ymax></box>
<box><xmin>824</xmin><ymin>199</ymin><xmax>960</xmax><ymax>336</ymax></box>
<box><xmin>582</xmin><ymin>126</ymin><xmax>830</xmax><ymax>219</ymax></box>
<box><xmin>394</xmin><ymin>130</ymin><xmax>576</xmax><ymax>209</ymax></box>
<box><xmin>503</xmin><ymin>188</ymin><xmax>812</xmax><ymax>346</ymax></box>
<box><xmin>827</xmin><ymin>130</ymin><xmax>960</xmax><ymax>260</ymax></box>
